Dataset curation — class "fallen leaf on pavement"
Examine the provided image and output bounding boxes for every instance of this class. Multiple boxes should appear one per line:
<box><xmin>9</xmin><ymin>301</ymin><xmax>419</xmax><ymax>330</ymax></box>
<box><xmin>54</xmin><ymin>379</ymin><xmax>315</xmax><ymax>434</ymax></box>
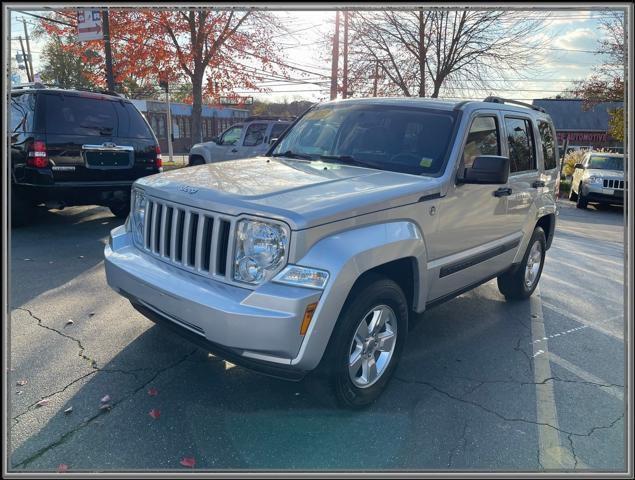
<box><xmin>180</xmin><ymin>457</ymin><xmax>196</xmax><ymax>468</ymax></box>
<box><xmin>147</xmin><ymin>388</ymin><xmax>158</xmax><ymax>396</ymax></box>
<box><xmin>24</xmin><ymin>258</ymin><xmax>32</xmax><ymax>261</ymax></box>
<box><xmin>16</xmin><ymin>391</ymin><xmax>23</xmax><ymax>395</ymax></box>
<box><xmin>88</xmin><ymin>312</ymin><xmax>95</xmax><ymax>317</ymax></box>
<box><xmin>100</xmin><ymin>394</ymin><xmax>111</xmax><ymax>403</ymax></box>
<box><xmin>16</xmin><ymin>380</ymin><xmax>28</xmax><ymax>386</ymax></box>
<box><xmin>99</xmin><ymin>403</ymin><xmax>112</xmax><ymax>411</ymax></box>
<box><xmin>149</xmin><ymin>409</ymin><xmax>161</xmax><ymax>420</ymax></box>
<box><xmin>64</xmin><ymin>406</ymin><xmax>73</xmax><ymax>415</ymax></box>
<box><xmin>36</xmin><ymin>398</ymin><xmax>50</xmax><ymax>407</ymax></box>
<box><xmin>57</xmin><ymin>464</ymin><xmax>69</xmax><ymax>473</ymax></box>
<box><xmin>65</xmin><ymin>320</ymin><xmax>74</xmax><ymax>326</ymax></box>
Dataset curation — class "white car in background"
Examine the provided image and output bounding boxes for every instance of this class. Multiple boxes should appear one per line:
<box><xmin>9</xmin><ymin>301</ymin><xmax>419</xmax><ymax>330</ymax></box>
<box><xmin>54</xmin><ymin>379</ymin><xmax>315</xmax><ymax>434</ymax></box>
<box><xmin>188</xmin><ymin>117</ymin><xmax>292</xmax><ymax>165</ymax></box>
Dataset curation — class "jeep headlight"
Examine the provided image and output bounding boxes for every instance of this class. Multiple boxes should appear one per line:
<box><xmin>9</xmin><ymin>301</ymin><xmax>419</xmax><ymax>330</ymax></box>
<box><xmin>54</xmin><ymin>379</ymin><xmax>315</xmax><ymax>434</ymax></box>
<box><xmin>233</xmin><ymin>219</ymin><xmax>289</xmax><ymax>285</ymax></box>
<box><xmin>586</xmin><ymin>175</ymin><xmax>602</xmax><ymax>185</ymax></box>
<box><xmin>132</xmin><ymin>190</ymin><xmax>147</xmax><ymax>244</ymax></box>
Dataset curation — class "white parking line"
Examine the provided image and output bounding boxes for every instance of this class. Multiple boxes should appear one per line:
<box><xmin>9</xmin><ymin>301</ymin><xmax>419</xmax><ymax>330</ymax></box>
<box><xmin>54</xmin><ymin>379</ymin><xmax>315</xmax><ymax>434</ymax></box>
<box><xmin>541</xmin><ymin>301</ymin><xmax>623</xmax><ymax>340</ymax></box>
<box><xmin>530</xmin><ymin>288</ymin><xmax>584</xmax><ymax>469</ymax></box>
<box><xmin>548</xmin><ymin>352</ymin><xmax>624</xmax><ymax>402</ymax></box>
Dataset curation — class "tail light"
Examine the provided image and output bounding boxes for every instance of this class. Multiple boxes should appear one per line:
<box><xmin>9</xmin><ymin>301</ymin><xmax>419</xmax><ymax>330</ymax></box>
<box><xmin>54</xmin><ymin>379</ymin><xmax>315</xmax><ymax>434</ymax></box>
<box><xmin>27</xmin><ymin>140</ymin><xmax>49</xmax><ymax>168</ymax></box>
<box><xmin>555</xmin><ymin>175</ymin><xmax>561</xmax><ymax>197</ymax></box>
<box><xmin>154</xmin><ymin>145</ymin><xmax>162</xmax><ymax>168</ymax></box>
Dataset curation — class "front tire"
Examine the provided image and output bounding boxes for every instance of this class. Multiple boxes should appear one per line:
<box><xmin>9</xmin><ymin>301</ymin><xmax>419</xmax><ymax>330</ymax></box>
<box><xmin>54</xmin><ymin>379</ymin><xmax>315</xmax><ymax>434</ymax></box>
<box><xmin>310</xmin><ymin>274</ymin><xmax>409</xmax><ymax>409</ymax></box>
<box><xmin>568</xmin><ymin>185</ymin><xmax>578</xmax><ymax>201</ymax></box>
<box><xmin>576</xmin><ymin>184</ymin><xmax>588</xmax><ymax>209</ymax></box>
<box><xmin>497</xmin><ymin>226</ymin><xmax>546</xmax><ymax>301</ymax></box>
<box><xmin>189</xmin><ymin>155</ymin><xmax>205</xmax><ymax>166</ymax></box>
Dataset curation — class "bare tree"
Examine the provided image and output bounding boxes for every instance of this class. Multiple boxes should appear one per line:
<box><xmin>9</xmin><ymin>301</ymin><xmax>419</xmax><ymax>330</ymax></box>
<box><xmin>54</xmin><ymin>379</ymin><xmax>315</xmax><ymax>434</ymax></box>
<box><xmin>343</xmin><ymin>9</ymin><xmax>550</xmax><ymax>99</ymax></box>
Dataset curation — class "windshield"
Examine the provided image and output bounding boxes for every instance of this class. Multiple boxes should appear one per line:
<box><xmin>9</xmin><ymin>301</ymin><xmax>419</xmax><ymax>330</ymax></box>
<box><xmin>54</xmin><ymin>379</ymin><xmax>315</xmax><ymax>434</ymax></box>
<box><xmin>587</xmin><ymin>155</ymin><xmax>624</xmax><ymax>171</ymax></box>
<box><xmin>272</xmin><ymin>103</ymin><xmax>458</xmax><ymax>175</ymax></box>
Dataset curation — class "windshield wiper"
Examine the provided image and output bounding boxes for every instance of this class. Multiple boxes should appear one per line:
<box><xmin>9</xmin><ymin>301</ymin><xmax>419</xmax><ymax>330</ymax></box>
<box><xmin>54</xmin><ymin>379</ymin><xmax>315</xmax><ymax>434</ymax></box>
<box><xmin>319</xmin><ymin>155</ymin><xmax>376</xmax><ymax>169</ymax></box>
<box><xmin>272</xmin><ymin>150</ymin><xmax>314</xmax><ymax>160</ymax></box>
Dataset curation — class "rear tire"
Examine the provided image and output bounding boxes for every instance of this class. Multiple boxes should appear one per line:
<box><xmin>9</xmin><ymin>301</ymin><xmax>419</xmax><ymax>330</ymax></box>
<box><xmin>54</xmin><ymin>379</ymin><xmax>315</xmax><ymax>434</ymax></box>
<box><xmin>189</xmin><ymin>155</ymin><xmax>205</xmax><ymax>166</ymax></box>
<box><xmin>497</xmin><ymin>226</ymin><xmax>546</xmax><ymax>301</ymax></box>
<box><xmin>306</xmin><ymin>274</ymin><xmax>408</xmax><ymax>409</ymax></box>
<box><xmin>109</xmin><ymin>202</ymin><xmax>131</xmax><ymax>219</ymax></box>
<box><xmin>576</xmin><ymin>184</ymin><xmax>588</xmax><ymax>209</ymax></box>
<box><xmin>568</xmin><ymin>185</ymin><xmax>578</xmax><ymax>201</ymax></box>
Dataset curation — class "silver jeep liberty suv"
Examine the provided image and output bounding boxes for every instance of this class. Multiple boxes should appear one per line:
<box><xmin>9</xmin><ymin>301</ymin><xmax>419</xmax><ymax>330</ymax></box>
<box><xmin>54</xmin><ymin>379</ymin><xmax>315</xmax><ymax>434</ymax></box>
<box><xmin>105</xmin><ymin>96</ymin><xmax>559</xmax><ymax>408</ymax></box>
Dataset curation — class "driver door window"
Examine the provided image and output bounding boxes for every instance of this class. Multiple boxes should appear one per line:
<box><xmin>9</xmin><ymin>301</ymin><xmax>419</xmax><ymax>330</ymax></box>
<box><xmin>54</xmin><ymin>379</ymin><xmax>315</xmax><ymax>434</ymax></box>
<box><xmin>243</xmin><ymin>123</ymin><xmax>268</xmax><ymax>147</ymax></box>
<box><xmin>220</xmin><ymin>126</ymin><xmax>242</xmax><ymax>146</ymax></box>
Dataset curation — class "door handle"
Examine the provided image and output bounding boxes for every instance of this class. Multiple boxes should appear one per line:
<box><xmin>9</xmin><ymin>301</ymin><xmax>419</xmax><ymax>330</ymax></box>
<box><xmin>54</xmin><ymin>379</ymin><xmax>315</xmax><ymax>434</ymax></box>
<box><xmin>532</xmin><ymin>180</ymin><xmax>546</xmax><ymax>188</ymax></box>
<box><xmin>231</xmin><ymin>148</ymin><xmax>238</xmax><ymax>153</ymax></box>
<box><xmin>494</xmin><ymin>187</ymin><xmax>513</xmax><ymax>197</ymax></box>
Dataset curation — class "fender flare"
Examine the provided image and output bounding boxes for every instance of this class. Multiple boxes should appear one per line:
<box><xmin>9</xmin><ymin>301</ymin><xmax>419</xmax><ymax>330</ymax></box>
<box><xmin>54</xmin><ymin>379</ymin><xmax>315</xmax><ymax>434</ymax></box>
<box><xmin>289</xmin><ymin>220</ymin><xmax>427</xmax><ymax>370</ymax></box>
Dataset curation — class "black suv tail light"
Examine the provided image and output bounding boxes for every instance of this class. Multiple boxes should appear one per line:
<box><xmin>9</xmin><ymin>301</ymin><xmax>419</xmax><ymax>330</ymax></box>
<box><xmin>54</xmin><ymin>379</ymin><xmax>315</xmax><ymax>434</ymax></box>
<box><xmin>155</xmin><ymin>145</ymin><xmax>163</xmax><ymax>168</ymax></box>
<box><xmin>27</xmin><ymin>140</ymin><xmax>49</xmax><ymax>168</ymax></box>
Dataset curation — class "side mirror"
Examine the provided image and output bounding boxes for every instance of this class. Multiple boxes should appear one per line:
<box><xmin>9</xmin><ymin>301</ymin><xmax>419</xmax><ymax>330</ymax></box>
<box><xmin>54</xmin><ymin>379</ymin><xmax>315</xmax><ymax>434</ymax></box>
<box><xmin>459</xmin><ymin>155</ymin><xmax>509</xmax><ymax>185</ymax></box>
<box><xmin>269</xmin><ymin>137</ymin><xmax>279</xmax><ymax>145</ymax></box>
<box><xmin>211</xmin><ymin>136</ymin><xmax>219</xmax><ymax>144</ymax></box>
<box><xmin>574</xmin><ymin>163</ymin><xmax>584</xmax><ymax>170</ymax></box>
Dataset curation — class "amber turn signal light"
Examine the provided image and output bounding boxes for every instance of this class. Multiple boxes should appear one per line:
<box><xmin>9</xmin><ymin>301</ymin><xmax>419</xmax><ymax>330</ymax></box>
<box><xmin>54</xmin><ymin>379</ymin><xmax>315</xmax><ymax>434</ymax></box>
<box><xmin>300</xmin><ymin>302</ymin><xmax>318</xmax><ymax>335</ymax></box>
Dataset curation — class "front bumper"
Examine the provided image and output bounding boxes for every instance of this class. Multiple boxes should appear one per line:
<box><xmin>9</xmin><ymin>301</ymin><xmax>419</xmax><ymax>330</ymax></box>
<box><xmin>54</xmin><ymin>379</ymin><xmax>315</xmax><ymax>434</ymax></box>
<box><xmin>581</xmin><ymin>184</ymin><xmax>624</xmax><ymax>204</ymax></box>
<box><xmin>104</xmin><ymin>226</ymin><xmax>322</xmax><ymax>379</ymax></box>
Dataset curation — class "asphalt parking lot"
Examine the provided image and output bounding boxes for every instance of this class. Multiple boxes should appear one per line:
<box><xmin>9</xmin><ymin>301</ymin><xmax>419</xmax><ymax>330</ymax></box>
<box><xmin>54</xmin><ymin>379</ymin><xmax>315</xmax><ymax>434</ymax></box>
<box><xmin>8</xmin><ymin>199</ymin><xmax>626</xmax><ymax>472</ymax></box>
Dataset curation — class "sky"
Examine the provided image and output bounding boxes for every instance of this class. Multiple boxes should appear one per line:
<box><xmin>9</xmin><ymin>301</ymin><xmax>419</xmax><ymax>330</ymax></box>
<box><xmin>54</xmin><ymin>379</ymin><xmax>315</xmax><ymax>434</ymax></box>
<box><xmin>9</xmin><ymin>8</ymin><xmax>623</xmax><ymax>104</ymax></box>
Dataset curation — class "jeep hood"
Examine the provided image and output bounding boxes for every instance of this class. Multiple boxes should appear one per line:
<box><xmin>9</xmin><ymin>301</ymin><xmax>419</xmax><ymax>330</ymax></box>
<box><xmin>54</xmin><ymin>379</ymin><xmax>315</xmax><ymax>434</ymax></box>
<box><xmin>136</xmin><ymin>156</ymin><xmax>442</xmax><ymax>230</ymax></box>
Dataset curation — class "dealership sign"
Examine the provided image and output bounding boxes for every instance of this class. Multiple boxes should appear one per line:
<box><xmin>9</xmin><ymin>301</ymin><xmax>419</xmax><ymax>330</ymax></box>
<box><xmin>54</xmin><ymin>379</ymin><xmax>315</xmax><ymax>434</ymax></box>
<box><xmin>557</xmin><ymin>131</ymin><xmax>609</xmax><ymax>143</ymax></box>
<box><xmin>219</xmin><ymin>96</ymin><xmax>254</xmax><ymax>106</ymax></box>
<box><xmin>77</xmin><ymin>9</ymin><xmax>103</xmax><ymax>42</ymax></box>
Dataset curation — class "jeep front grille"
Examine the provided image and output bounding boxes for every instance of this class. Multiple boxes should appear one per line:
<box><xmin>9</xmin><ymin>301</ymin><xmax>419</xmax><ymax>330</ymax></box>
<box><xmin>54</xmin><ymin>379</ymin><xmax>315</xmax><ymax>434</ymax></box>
<box><xmin>140</xmin><ymin>198</ymin><xmax>234</xmax><ymax>279</ymax></box>
<box><xmin>603</xmin><ymin>179</ymin><xmax>625</xmax><ymax>189</ymax></box>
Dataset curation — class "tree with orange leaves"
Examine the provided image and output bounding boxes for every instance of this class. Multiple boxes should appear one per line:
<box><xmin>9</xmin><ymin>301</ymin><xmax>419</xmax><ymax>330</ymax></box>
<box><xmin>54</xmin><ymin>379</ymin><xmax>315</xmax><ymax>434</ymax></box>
<box><xmin>37</xmin><ymin>7</ymin><xmax>286</xmax><ymax>142</ymax></box>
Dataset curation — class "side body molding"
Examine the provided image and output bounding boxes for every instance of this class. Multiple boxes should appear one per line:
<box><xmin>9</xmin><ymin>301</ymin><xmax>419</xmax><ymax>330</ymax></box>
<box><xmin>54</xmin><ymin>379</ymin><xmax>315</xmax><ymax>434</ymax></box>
<box><xmin>290</xmin><ymin>221</ymin><xmax>427</xmax><ymax>370</ymax></box>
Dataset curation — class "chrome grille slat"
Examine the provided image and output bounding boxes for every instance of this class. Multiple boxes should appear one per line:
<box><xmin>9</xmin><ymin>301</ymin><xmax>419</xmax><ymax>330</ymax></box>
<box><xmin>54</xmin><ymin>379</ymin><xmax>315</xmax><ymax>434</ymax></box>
<box><xmin>194</xmin><ymin>215</ymin><xmax>206</xmax><ymax>271</ymax></box>
<box><xmin>159</xmin><ymin>205</ymin><xmax>169</xmax><ymax>257</ymax></box>
<box><xmin>181</xmin><ymin>211</ymin><xmax>192</xmax><ymax>267</ymax></box>
<box><xmin>150</xmin><ymin>202</ymin><xmax>160</xmax><ymax>253</ymax></box>
<box><xmin>170</xmin><ymin>208</ymin><xmax>180</xmax><ymax>263</ymax></box>
<box><xmin>208</xmin><ymin>219</ymin><xmax>220</xmax><ymax>275</ymax></box>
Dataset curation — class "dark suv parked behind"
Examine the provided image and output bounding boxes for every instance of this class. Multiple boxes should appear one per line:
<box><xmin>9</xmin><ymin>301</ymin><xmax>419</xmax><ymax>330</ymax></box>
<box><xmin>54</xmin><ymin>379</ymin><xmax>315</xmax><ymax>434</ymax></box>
<box><xmin>10</xmin><ymin>85</ymin><xmax>162</xmax><ymax>226</ymax></box>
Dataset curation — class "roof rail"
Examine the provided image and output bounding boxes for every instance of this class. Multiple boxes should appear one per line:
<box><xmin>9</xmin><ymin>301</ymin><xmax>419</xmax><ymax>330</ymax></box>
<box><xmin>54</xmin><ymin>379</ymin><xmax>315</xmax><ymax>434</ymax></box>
<box><xmin>483</xmin><ymin>96</ymin><xmax>546</xmax><ymax>113</ymax></box>
<box><xmin>12</xmin><ymin>82</ymin><xmax>48</xmax><ymax>90</ymax></box>
<box><xmin>243</xmin><ymin>115</ymin><xmax>295</xmax><ymax>122</ymax></box>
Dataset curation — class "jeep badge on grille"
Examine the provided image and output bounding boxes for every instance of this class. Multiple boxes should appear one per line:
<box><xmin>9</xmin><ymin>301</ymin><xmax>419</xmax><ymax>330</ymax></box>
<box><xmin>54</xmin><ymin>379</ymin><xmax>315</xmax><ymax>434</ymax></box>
<box><xmin>179</xmin><ymin>185</ymin><xmax>199</xmax><ymax>194</ymax></box>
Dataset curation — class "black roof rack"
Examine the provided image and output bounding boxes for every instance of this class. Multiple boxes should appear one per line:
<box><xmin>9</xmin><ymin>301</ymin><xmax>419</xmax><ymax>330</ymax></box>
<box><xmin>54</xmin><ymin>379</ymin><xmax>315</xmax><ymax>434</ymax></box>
<box><xmin>11</xmin><ymin>82</ymin><xmax>124</xmax><ymax>98</ymax></box>
<box><xmin>483</xmin><ymin>96</ymin><xmax>546</xmax><ymax>113</ymax></box>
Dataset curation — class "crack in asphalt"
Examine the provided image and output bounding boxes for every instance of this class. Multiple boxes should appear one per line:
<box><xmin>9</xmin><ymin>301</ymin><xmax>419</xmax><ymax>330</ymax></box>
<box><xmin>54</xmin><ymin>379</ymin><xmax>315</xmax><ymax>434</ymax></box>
<box><xmin>567</xmin><ymin>434</ymin><xmax>578</xmax><ymax>470</ymax></box>
<box><xmin>11</xmin><ymin>348</ymin><xmax>198</xmax><ymax>469</ymax></box>
<box><xmin>11</xmin><ymin>308</ymin><xmax>156</xmax><ymax>425</ymax></box>
<box><xmin>439</xmin><ymin>373</ymin><xmax>624</xmax><ymax>393</ymax></box>
<box><xmin>514</xmin><ymin>335</ymin><xmax>534</xmax><ymax>377</ymax></box>
<box><xmin>392</xmin><ymin>376</ymin><xmax>624</xmax><ymax>439</ymax></box>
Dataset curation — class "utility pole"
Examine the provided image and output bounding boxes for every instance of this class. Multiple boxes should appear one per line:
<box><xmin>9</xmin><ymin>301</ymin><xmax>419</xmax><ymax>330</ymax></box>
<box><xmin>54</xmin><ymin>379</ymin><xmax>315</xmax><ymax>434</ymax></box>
<box><xmin>372</xmin><ymin>60</ymin><xmax>379</xmax><ymax>97</ymax></box>
<box><xmin>22</xmin><ymin>18</ymin><xmax>34</xmax><ymax>83</ymax></box>
<box><xmin>330</xmin><ymin>10</ymin><xmax>340</xmax><ymax>100</ymax></box>
<box><xmin>159</xmin><ymin>79</ymin><xmax>174</xmax><ymax>164</ymax></box>
<box><xmin>342</xmin><ymin>11</ymin><xmax>349</xmax><ymax>99</ymax></box>
<box><xmin>18</xmin><ymin>36</ymin><xmax>32</xmax><ymax>83</ymax></box>
<box><xmin>102</xmin><ymin>9</ymin><xmax>115</xmax><ymax>92</ymax></box>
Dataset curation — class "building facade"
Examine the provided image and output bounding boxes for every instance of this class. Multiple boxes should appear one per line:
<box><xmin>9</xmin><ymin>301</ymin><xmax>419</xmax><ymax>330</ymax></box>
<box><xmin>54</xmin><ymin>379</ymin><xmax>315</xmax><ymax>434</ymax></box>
<box><xmin>532</xmin><ymin>98</ymin><xmax>624</xmax><ymax>153</ymax></box>
<box><xmin>129</xmin><ymin>99</ymin><xmax>249</xmax><ymax>154</ymax></box>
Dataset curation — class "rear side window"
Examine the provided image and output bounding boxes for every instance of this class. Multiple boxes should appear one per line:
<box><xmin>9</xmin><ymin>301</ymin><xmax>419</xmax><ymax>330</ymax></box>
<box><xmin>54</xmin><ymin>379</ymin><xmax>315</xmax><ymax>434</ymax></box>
<box><xmin>505</xmin><ymin>117</ymin><xmax>536</xmax><ymax>173</ymax></box>
<box><xmin>538</xmin><ymin>120</ymin><xmax>557</xmax><ymax>170</ymax></box>
<box><xmin>462</xmin><ymin>116</ymin><xmax>500</xmax><ymax>168</ymax></box>
<box><xmin>10</xmin><ymin>93</ymin><xmax>35</xmax><ymax>133</ymax></box>
<box><xmin>43</xmin><ymin>94</ymin><xmax>117</xmax><ymax>136</ymax></box>
<box><xmin>114</xmin><ymin>102</ymin><xmax>155</xmax><ymax>139</ymax></box>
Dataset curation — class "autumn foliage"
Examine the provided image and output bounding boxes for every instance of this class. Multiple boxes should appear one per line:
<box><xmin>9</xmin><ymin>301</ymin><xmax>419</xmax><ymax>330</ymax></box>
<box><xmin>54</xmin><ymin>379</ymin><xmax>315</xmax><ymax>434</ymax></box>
<box><xmin>38</xmin><ymin>8</ymin><xmax>287</xmax><ymax>142</ymax></box>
